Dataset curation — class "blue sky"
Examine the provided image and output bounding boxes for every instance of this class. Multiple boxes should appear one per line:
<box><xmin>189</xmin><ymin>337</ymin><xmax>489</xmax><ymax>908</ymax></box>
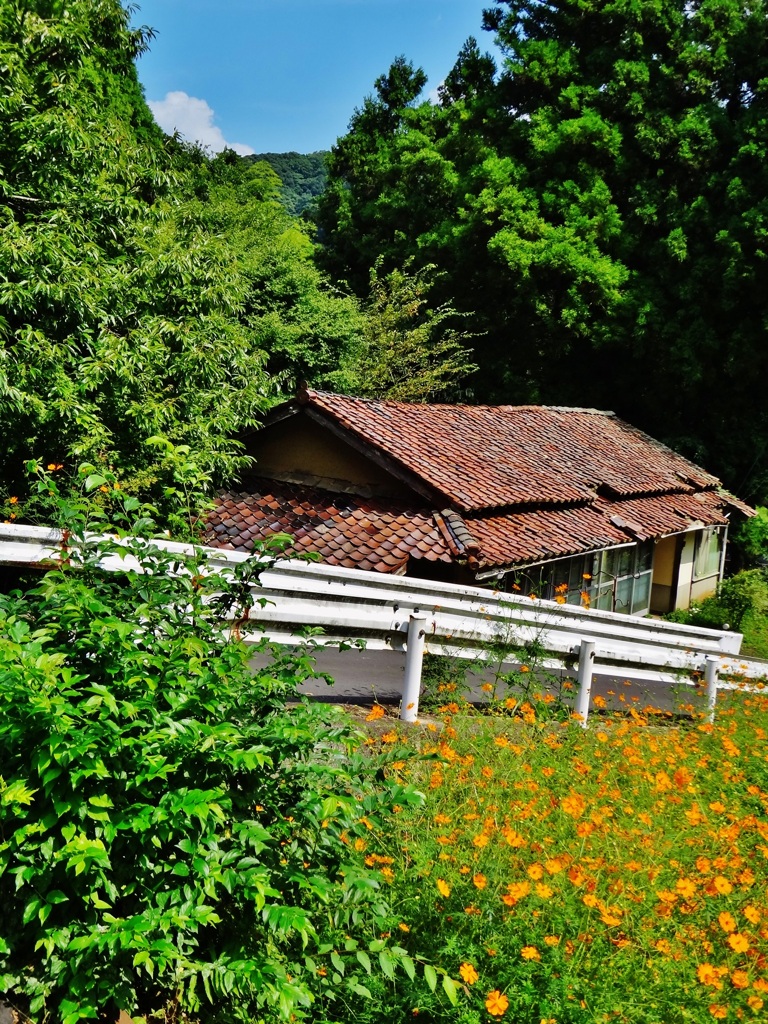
<box><xmin>131</xmin><ymin>0</ymin><xmax>496</xmax><ymax>155</ymax></box>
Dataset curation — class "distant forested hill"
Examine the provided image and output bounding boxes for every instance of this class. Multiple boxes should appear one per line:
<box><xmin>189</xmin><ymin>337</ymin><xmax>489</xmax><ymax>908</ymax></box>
<box><xmin>247</xmin><ymin>151</ymin><xmax>328</xmax><ymax>216</ymax></box>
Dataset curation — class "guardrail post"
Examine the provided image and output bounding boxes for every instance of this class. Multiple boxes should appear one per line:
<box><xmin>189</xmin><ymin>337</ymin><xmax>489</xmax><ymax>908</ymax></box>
<box><xmin>575</xmin><ymin>640</ymin><xmax>596</xmax><ymax>729</ymax></box>
<box><xmin>401</xmin><ymin>615</ymin><xmax>427</xmax><ymax>722</ymax></box>
<box><xmin>705</xmin><ymin>655</ymin><xmax>719</xmax><ymax>723</ymax></box>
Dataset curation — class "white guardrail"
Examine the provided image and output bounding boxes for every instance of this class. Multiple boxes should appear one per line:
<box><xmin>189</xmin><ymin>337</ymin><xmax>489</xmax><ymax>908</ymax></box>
<box><xmin>1</xmin><ymin>524</ymin><xmax>766</xmax><ymax>725</ymax></box>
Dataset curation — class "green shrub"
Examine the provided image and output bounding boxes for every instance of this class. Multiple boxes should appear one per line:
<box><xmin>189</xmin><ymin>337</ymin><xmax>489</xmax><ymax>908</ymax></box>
<box><xmin>0</xmin><ymin>466</ymin><xmax>429</xmax><ymax>1022</ymax></box>
<box><xmin>732</xmin><ymin>506</ymin><xmax>768</xmax><ymax>566</ymax></box>
<box><xmin>666</xmin><ymin>569</ymin><xmax>768</xmax><ymax>632</ymax></box>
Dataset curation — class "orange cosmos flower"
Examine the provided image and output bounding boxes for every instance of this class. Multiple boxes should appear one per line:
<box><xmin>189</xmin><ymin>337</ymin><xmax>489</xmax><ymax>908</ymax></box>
<box><xmin>743</xmin><ymin>905</ymin><xmax>761</xmax><ymax>925</ymax></box>
<box><xmin>459</xmin><ymin>962</ymin><xmax>478</xmax><ymax>985</ymax></box>
<box><xmin>708</xmin><ymin>1005</ymin><xmax>727</xmax><ymax>1019</ymax></box>
<box><xmin>731</xmin><ymin>970</ymin><xmax>749</xmax><ymax>989</ymax></box>
<box><xmin>485</xmin><ymin>991</ymin><xmax>509</xmax><ymax>1016</ymax></box>
<box><xmin>601</xmin><ymin>912</ymin><xmax>623</xmax><ymax>926</ymax></box>
<box><xmin>473</xmin><ymin>873</ymin><xmax>488</xmax><ymax>890</ymax></box>
<box><xmin>561</xmin><ymin>793</ymin><xmax>587</xmax><ymax>818</ymax></box>
<box><xmin>535</xmin><ymin>883</ymin><xmax>554</xmax><ymax>899</ymax></box>
<box><xmin>697</xmin><ymin>964</ymin><xmax>723</xmax><ymax>990</ymax></box>
<box><xmin>527</xmin><ymin>863</ymin><xmax>544</xmax><ymax>880</ymax></box>
<box><xmin>747</xmin><ymin>996</ymin><xmax>764</xmax><ymax>1012</ymax></box>
<box><xmin>521</xmin><ymin>946</ymin><xmax>541</xmax><ymax>961</ymax></box>
<box><xmin>366</xmin><ymin>704</ymin><xmax>385</xmax><ymax>721</ymax></box>
<box><xmin>676</xmin><ymin>878</ymin><xmax>697</xmax><ymax>900</ymax></box>
<box><xmin>718</xmin><ymin>911</ymin><xmax>737</xmax><ymax>933</ymax></box>
<box><xmin>436</xmin><ymin>879</ymin><xmax>451</xmax><ymax>898</ymax></box>
<box><xmin>713</xmin><ymin>876</ymin><xmax>733</xmax><ymax>895</ymax></box>
<box><xmin>507</xmin><ymin>881</ymin><xmax>531</xmax><ymax>901</ymax></box>
<box><xmin>728</xmin><ymin>933</ymin><xmax>750</xmax><ymax>953</ymax></box>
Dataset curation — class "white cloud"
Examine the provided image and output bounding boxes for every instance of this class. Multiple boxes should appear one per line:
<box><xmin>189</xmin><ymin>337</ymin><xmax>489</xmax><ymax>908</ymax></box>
<box><xmin>148</xmin><ymin>91</ymin><xmax>255</xmax><ymax>156</ymax></box>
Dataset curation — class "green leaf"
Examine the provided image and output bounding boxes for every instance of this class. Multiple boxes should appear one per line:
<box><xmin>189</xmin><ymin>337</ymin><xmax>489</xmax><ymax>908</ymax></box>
<box><xmin>424</xmin><ymin>964</ymin><xmax>437</xmax><ymax>992</ymax></box>
<box><xmin>401</xmin><ymin>955</ymin><xmax>416</xmax><ymax>982</ymax></box>
<box><xmin>442</xmin><ymin>973</ymin><xmax>459</xmax><ymax>1005</ymax></box>
<box><xmin>378</xmin><ymin>950</ymin><xmax>395</xmax><ymax>981</ymax></box>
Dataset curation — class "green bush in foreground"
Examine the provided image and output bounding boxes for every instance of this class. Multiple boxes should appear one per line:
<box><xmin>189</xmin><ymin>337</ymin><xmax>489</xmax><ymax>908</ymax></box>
<box><xmin>0</xmin><ymin>467</ymin><xmax>429</xmax><ymax>1022</ymax></box>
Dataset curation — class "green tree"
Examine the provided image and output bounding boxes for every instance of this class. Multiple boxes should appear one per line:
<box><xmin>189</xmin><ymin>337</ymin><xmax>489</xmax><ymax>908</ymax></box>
<box><xmin>316</xmin><ymin>3</ymin><xmax>768</xmax><ymax>500</ymax></box>
<box><xmin>246</xmin><ymin>151</ymin><xmax>329</xmax><ymax>217</ymax></box>
<box><xmin>328</xmin><ymin>259</ymin><xmax>477</xmax><ymax>402</ymax></box>
<box><xmin>0</xmin><ymin>0</ymin><xmax>269</xmax><ymax>501</ymax></box>
<box><xmin>0</xmin><ymin>2</ymin><xmax>362</xmax><ymax>518</ymax></box>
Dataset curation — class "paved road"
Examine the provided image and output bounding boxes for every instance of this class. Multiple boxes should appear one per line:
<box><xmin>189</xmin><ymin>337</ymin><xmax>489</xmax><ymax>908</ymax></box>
<box><xmin>252</xmin><ymin>645</ymin><xmax>712</xmax><ymax>717</ymax></box>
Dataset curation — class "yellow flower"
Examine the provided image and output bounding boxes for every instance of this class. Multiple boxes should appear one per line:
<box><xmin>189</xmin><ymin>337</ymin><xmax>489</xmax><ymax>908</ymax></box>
<box><xmin>697</xmin><ymin>964</ymin><xmax>723</xmax><ymax>990</ymax></box>
<box><xmin>366</xmin><ymin>704</ymin><xmax>385</xmax><ymax>721</ymax></box>
<box><xmin>527</xmin><ymin>863</ymin><xmax>544</xmax><ymax>880</ymax></box>
<box><xmin>731</xmin><ymin>970</ymin><xmax>749</xmax><ymax>989</ymax></box>
<box><xmin>601</xmin><ymin>912</ymin><xmax>622</xmax><ymax>926</ymax></box>
<box><xmin>743</xmin><ymin>905</ymin><xmax>761</xmax><ymax>925</ymax></box>
<box><xmin>561</xmin><ymin>793</ymin><xmax>586</xmax><ymax>818</ymax></box>
<box><xmin>473</xmin><ymin>873</ymin><xmax>487</xmax><ymax>890</ymax></box>
<box><xmin>718</xmin><ymin>911</ymin><xmax>736</xmax><ymax>933</ymax></box>
<box><xmin>676</xmin><ymin>878</ymin><xmax>697</xmax><ymax>900</ymax></box>
<box><xmin>728</xmin><ymin>933</ymin><xmax>750</xmax><ymax>953</ymax></box>
<box><xmin>708</xmin><ymin>1005</ymin><xmax>727</xmax><ymax>1019</ymax></box>
<box><xmin>436</xmin><ymin>878</ymin><xmax>451</xmax><ymax>899</ymax></box>
<box><xmin>8</xmin><ymin>496</ymin><xmax>17</xmax><ymax>504</ymax></box>
<box><xmin>713</xmin><ymin>876</ymin><xmax>733</xmax><ymax>895</ymax></box>
<box><xmin>521</xmin><ymin>946</ymin><xmax>541</xmax><ymax>961</ymax></box>
<box><xmin>459</xmin><ymin>962</ymin><xmax>478</xmax><ymax>985</ymax></box>
<box><xmin>485</xmin><ymin>990</ymin><xmax>509</xmax><ymax>1016</ymax></box>
<box><xmin>544</xmin><ymin>935</ymin><xmax>560</xmax><ymax>946</ymax></box>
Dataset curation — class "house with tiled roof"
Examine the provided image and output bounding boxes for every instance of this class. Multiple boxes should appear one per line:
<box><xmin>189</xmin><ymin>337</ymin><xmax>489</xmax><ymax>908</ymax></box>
<box><xmin>204</xmin><ymin>388</ymin><xmax>754</xmax><ymax>615</ymax></box>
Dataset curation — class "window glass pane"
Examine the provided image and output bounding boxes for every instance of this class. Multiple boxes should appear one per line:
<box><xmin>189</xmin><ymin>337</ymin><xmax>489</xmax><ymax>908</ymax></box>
<box><xmin>594</xmin><ymin>583</ymin><xmax>613</xmax><ymax>611</ymax></box>
<box><xmin>694</xmin><ymin>529</ymin><xmax>721</xmax><ymax>579</ymax></box>
<box><xmin>616</xmin><ymin>547</ymin><xmax>633</xmax><ymax>579</ymax></box>
<box><xmin>602</xmin><ymin>549</ymin><xmax>617</xmax><ymax>577</ymax></box>
<box><xmin>631</xmin><ymin>571</ymin><xmax>651</xmax><ymax>613</ymax></box>
<box><xmin>615</xmin><ymin>576</ymin><xmax>634</xmax><ymax>613</ymax></box>
<box><xmin>637</xmin><ymin>541</ymin><xmax>653</xmax><ymax>573</ymax></box>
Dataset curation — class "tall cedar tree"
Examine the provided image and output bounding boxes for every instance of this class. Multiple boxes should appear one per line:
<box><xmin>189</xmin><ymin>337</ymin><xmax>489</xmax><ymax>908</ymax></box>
<box><xmin>315</xmin><ymin>2</ymin><xmax>768</xmax><ymax>500</ymax></box>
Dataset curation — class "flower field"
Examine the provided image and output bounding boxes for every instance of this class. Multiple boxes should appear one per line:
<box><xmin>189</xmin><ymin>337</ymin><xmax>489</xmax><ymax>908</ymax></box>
<box><xmin>352</xmin><ymin>690</ymin><xmax>768</xmax><ymax>1024</ymax></box>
